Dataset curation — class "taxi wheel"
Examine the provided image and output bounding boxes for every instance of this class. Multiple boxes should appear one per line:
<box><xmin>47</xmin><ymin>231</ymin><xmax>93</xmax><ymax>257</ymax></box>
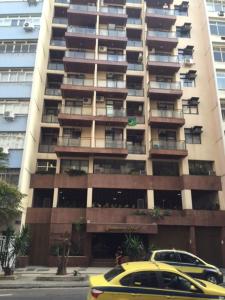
<box><xmin>206</xmin><ymin>274</ymin><xmax>218</xmax><ymax>284</ymax></box>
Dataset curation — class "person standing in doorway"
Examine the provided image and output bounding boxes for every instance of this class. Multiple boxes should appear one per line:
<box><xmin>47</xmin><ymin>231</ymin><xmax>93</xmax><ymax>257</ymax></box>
<box><xmin>115</xmin><ymin>246</ymin><xmax>123</xmax><ymax>266</ymax></box>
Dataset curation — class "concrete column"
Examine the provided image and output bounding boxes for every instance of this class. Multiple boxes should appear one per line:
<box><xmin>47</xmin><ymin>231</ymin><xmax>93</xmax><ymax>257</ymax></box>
<box><xmin>147</xmin><ymin>190</ymin><xmax>154</xmax><ymax>209</ymax></box>
<box><xmin>52</xmin><ymin>187</ymin><xmax>58</xmax><ymax>208</ymax></box>
<box><xmin>189</xmin><ymin>226</ymin><xmax>196</xmax><ymax>255</ymax></box>
<box><xmin>218</xmin><ymin>191</ymin><xmax>225</xmax><ymax>210</ymax></box>
<box><xmin>182</xmin><ymin>189</ymin><xmax>192</xmax><ymax>209</ymax></box>
<box><xmin>89</xmin><ymin>157</ymin><xmax>94</xmax><ymax>173</ymax></box>
<box><xmin>87</xmin><ymin>187</ymin><xmax>93</xmax><ymax>208</ymax></box>
<box><xmin>91</xmin><ymin>120</ymin><xmax>95</xmax><ymax>147</ymax></box>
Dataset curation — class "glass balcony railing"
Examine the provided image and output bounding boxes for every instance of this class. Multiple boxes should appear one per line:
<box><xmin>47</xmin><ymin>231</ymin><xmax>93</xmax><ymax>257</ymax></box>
<box><xmin>127</xmin><ymin>115</ymin><xmax>145</xmax><ymax>124</ymax></box>
<box><xmin>148</xmin><ymin>30</ymin><xmax>177</xmax><ymax>39</ymax></box>
<box><xmin>127</xmin><ymin>89</ymin><xmax>144</xmax><ymax>96</ymax></box>
<box><xmin>146</xmin><ymin>8</ymin><xmax>175</xmax><ymax>16</ymax></box>
<box><xmin>127</xmin><ymin>40</ymin><xmax>142</xmax><ymax>47</ymax></box>
<box><xmin>127</xmin><ymin>18</ymin><xmax>142</xmax><ymax>25</ymax></box>
<box><xmin>52</xmin><ymin>17</ymin><xmax>68</xmax><ymax>24</ymax></box>
<box><xmin>149</xmin><ymin>81</ymin><xmax>181</xmax><ymax>90</ymax></box>
<box><xmin>151</xmin><ymin>140</ymin><xmax>186</xmax><ymax>150</ymax></box>
<box><xmin>150</xmin><ymin>109</ymin><xmax>183</xmax><ymax>118</ymax></box>
<box><xmin>39</xmin><ymin>144</ymin><xmax>56</xmax><ymax>153</ymax></box>
<box><xmin>69</xmin><ymin>4</ymin><xmax>97</xmax><ymax>11</ymax></box>
<box><xmin>48</xmin><ymin>62</ymin><xmax>64</xmax><ymax>70</ymax></box>
<box><xmin>148</xmin><ymin>54</ymin><xmax>179</xmax><ymax>63</ymax></box>
<box><xmin>127</xmin><ymin>63</ymin><xmax>143</xmax><ymax>71</ymax></box>
<box><xmin>126</xmin><ymin>0</ymin><xmax>142</xmax><ymax>3</ymax></box>
<box><xmin>98</xmin><ymin>53</ymin><xmax>126</xmax><ymax>62</ymax></box>
<box><xmin>58</xmin><ymin>137</ymin><xmax>91</xmax><ymax>147</ymax></box>
<box><xmin>96</xmin><ymin>107</ymin><xmax>126</xmax><ymax>117</ymax></box>
<box><xmin>50</xmin><ymin>39</ymin><xmax>66</xmax><ymax>46</ymax></box>
<box><xmin>127</xmin><ymin>143</ymin><xmax>146</xmax><ymax>154</ymax></box>
<box><xmin>45</xmin><ymin>88</ymin><xmax>62</xmax><ymax>96</ymax></box>
<box><xmin>99</xmin><ymin>28</ymin><xmax>126</xmax><ymax>37</ymax></box>
<box><xmin>97</xmin><ymin>80</ymin><xmax>126</xmax><ymax>88</ymax></box>
<box><xmin>63</xmin><ymin>77</ymin><xmax>94</xmax><ymax>86</ymax></box>
<box><xmin>55</xmin><ymin>0</ymin><xmax>69</xmax><ymax>4</ymax></box>
<box><xmin>42</xmin><ymin>115</ymin><xmax>58</xmax><ymax>123</ymax></box>
<box><xmin>65</xmin><ymin>50</ymin><xmax>95</xmax><ymax>59</ymax></box>
<box><xmin>95</xmin><ymin>139</ymin><xmax>126</xmax><ymax>149</ymax></box>
<box><xmin>68</xmin><ymin>26</ymin><xmax>96</xmax><ymax>35</ymax></box>
<box><xmin>61</xmin><ymin>106</ymin><xmax>92</xmax><ymax>115</ymax></box>
<box><xmin>100</xmin><ymin>6</ymin><xmax>125</xmax><ymax>14</ymax></box>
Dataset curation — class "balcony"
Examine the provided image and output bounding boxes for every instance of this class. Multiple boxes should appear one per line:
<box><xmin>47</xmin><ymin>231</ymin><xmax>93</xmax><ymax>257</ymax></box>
<box><xmin>127</xmin><ymin>143</ymin><xmax>146</xmax><ymax>154</ymax></box>
<box><xmin>95</xmin><ymin>107</ymin><xmax>128</xmax><ymax>125</ymax></box>
<box><xmin>127</xmin><ymin>40</ymin><xmax>142</xmax><ymax>48</ymax></box>
<box><xmin>63</xmin><ymin>51</ymin><xmax>95</xmax><ymax>73</ymax></box>
<box><xmin>55</xmin><ymin>137</ymin><xmax>128</xmax><ymax>156</ymax></box>
<box><xmin>99</xmin><ymin>6</ymin><xmax>127</xmax><ymax>26</ymax></box>
<box><xmin>50</xmin><ymin>39</ymin><xmax>66</xmax><ymax>47</ymax></box>
<box><xmin>147</xmin><ymin>30</ymin><xmax>178</xmax><ymax>51</ymax></box>
<box><xmin>127</xmin><ymin>88</ymin><xmax>144</xmax><ymax>97</ymax></box>
<box><xmin>52</xmin><ymin>17</ymin><xmax>68</xmax><ymax>26</ymax></box>
<box><xmin>103</xmin><ymin>0</ymin><xmax>126</xmax><ymax>5</ymax></box>
<box><xmin>67</xmin><ymin>4</ymin><xmax>97</xmax><ymax>26</ymax></box>
<box><xmin>146</xmin><ymin>8</ymin><xmax>176</xmax><ymax>29</ymax></box>
<box><xmin>96</xmin><ymin>80</ymin><xmax>128</xmax><ymax>98</ymax></box>
<box><xmin>42</xmin><ymin>114</ymin><xmax>58</xmax><ymax>124</ymax></box>
<box><xmin>149</xmin><ymin>110</ymin><xmax>185</xmax><ymax>128</ymax></box>
<box><xmin>148</xmin><ymin>81</ymin><xmax>182</xmax><ymax>100</ymax></box>
<box><xmin>147</xmin><ymin>54</ymin><xmax>180</xmax><ymax>75</ymax></box>
<box><xmin>149</xmin><ymin>140</ymin><xmax>188</xmax><ymax>158</ymax></box>
<box><xmin>127</xmin><ymin>18</ymin><xmax>142</xmax><ymax>25</ymax></box>
<box><xmin>45</xmin><ymin>88</ymin><xmax>62</xmax><ymax>97</ymax></box>
<box><xmin>146</xmin><ymin>0</ymin><xmax>173</xmax><ymax>5</ymax></box>
<box><xmin>127</xmin><ymin>63</ymin><xmax>143</xmax><ymax>71</ymax></box>
<box><xmin>58</xmin><ymin>106</ymin><xmax>93</xmax><ymax>126</ymax></box>
<box><xmin>47</xmin><ymin>62</ymin><xmax>64</xmax><ymax>71</ymax></box>
<box><xmin>98</xmin><ymin>28</ymin><xmax>127</xmax><ymax>48</ymax></box>
<box><xmin>97</xmin><ymin>53</ymin><xmax>128</xmax><ymax>72</ymax></box>
<box><xmin>65</xmin><ymin>26</ymin><xmax>97</xmax><ymax>49</ymax></box>
<box><xmin>61</xmin><ymin>77</ymin><xmax>94</xmax><ymax>98</ymax></box>
<box><xmin>39</xmin><ymin>144</ymin><xmax>56</xmax><ymax>153</ymax></box>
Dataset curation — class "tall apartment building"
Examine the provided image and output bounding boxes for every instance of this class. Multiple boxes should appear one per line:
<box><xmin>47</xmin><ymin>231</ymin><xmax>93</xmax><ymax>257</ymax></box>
<box><xmin>24</xmin><ymin>0</ymin><xmax>225</xmax><ymax>267</ymax></box>
<box><xmin>0</xmin><ymin>0</ymin><xmax>54</xmax><ymax>230</ymax></box>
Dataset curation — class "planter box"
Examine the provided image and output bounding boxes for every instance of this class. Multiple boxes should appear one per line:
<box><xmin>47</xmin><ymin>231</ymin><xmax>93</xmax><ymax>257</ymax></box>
<box><xmin>48</xmin><ymin>256</ymin><xmax>89</xmax><ymax>267</ymax></box>
<box><xmin>126</xmin><ymin>215</ymin><xmax>153</xmax><ymax>224</ymax></box>
<box><xmin>16</xmin><ymin>256</ymin><xmax>29</xmax><ymax>268</ymax></box>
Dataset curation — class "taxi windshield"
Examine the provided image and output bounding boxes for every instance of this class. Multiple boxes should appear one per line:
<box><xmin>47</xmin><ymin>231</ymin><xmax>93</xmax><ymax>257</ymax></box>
<box><xmin>104</xmin><ymin>266</ymin><xmax>125</xmax><ymax>282</ymax></box>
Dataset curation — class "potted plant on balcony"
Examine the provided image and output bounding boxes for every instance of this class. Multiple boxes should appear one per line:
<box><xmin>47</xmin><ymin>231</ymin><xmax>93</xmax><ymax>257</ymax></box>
<box><xmin>66</xmin><ymin>169</ymin><xmax>87</xmax><ymax>176</ymax></box>
<box><xmin>123</xmin><ymin>234</ymin><xmax>146</xmax><ymax>261</ymax></box>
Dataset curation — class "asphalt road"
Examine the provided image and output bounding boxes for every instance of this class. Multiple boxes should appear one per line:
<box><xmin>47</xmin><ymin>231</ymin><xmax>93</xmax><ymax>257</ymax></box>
<box><xmin>0</xmin><ymin>287</ymin><xmax>89</xmax><ymax>300</ymax></box>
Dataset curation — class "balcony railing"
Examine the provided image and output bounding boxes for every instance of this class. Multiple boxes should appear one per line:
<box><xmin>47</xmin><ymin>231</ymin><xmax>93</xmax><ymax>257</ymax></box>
<box><xmin>151</xmin><ymin>140</ymin><xmax>186</xmax><ymax>150</ymax></box>
<box><xmin>128</xmin><ymin>89</ymin><xmax>144</xmax><ymax>96</ymax></box>
<box><xmin>149</xmin><ymin>81</ymin><xmax>181</xmax><ymax>90</ymax></box>
<box><xmin>97</xmin><ymin>80</ymin><xmax>126</xmax><ymax>88</ymax></box>
<box><xmin>69</xmin><ymin>4</ymin><xmax>97</xmax><ymax>11</ymax></box>
<box><xmin>55</xmin><ymin>0</ymin><xmax>69</xmax><ymax>4</ymax></box>
<box><xmin>42</xmin><ymin>115</ymin><xmax>58</xmax><ymax>123</ymax></box>
<box><xmin>65</xmin><ymin>50</ymin><xmax>95</xmax><ymax>59</ymax></box>
<box><xmin>98</xmin><ymin>53</ymin><xmax>126</xmax><ymax>62</ymax></box>
<box><xmin>99</xmin><ymin>28</ymin><xmax>126</xmax><ymax>37</ymax></box>
<box><xmin>96</xmin><ymin>107</ymin><xmax>126</xmax><ymax>117</ymax></box>
<box><xmin>50</xmin><ymin>39</ymin><xmax>66</xmax><ymax>46</ymax></box>
<box><xmin>52</xmin><ymin>17</ymin><xmax>68</xmax><ymax>24</ymax></box>
<box><xmin>126</xmin><ymin>0</ymin><xmax>142</xmax><ymax>3</ymax></box>
<box><xmin>150</xmin><ymin>109</ymin><xmax>183</xmax><ymax>118</ymax></box>
<box><xmin>148</xmin><ymin>54</ymin><xmax>179</xmax><ymax>63</ymax></box>
<box><xmin>58</xmin><ymin>137</ymin><xmax>91</xmax><ymax>147</ymax></box>
<box><xmin>146</xmin><ymin>8</ymin><xmax>175</xmax><ymax>16</ymax></box>
<box><xmin>127</xmin><ymin>40</ymin><xmax>142</xmax><ymax>47</ymax></box>
<box><xmin>127</xmin><ymin>63</ymin><xmax>143</xmax><ymax>71</ymax></box>
<box><xmin>127</xmin><ymin>18</ymin><xmax>142</xmax><ymax>25</ymax></box>
<box><xmin>61</xmin><ymin>106</ymin><xmax>92</xmax><ymax>115</ymax></box>
<box><xmin>63</xmin><ymin>77</ymin><xmax>94</xmax><ymax>86</ymax></box>
<box><xmin>148</xmin><ymin>30</ymin><xmax>177</xmax><ymax>39</ymax></box>
<box><xmin>100</xmin><ymin>6</ymin><xmax>125</xmax><ymax>14</ymax></box>
<box><xmin>127</xmin><ymin>115</ymin><xmax>145</xmax><ymax>124</ymax></box>
<box><xmin>68</xmin><ymin>26</ymin><xmax>96</xmax><ymax>35</ymax></box>
<box><xmin>48</xmin><ymin>62</ymin><xmax>64</xmax><ymax>70</ymax></box>
<box><xmin>95</xmin><ymin>139</ymin><xmax>126</xmax><ymax>148</ymax></box>
<box><xmin>45</xmin><ymin>88</ymin><xmax>62</xmax><ymax>96</ymax></box>
<box><xmin>127</xmin><ymin>143</ymin><xmax>146</xmax><ymax>154</ymax></box>
<box><xmin>39</xmin><ymin>144</ymin><xmax>56</xmax><ymax>153</ymax></box>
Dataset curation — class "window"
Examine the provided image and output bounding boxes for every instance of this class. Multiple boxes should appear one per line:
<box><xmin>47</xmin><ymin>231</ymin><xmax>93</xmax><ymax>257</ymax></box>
<box><xmin>0</xmin><ymin>16</ymin><xmax>40</xmax><ymax>27</ymax></box>
<box><xmin>207</xmin><ymin>0</ymin><xmax>225</xmax><ymax>12</ymax></box>
<box><xmin>210</xmin><ymin>20</ymin><xmax>225</xmax><ymax>35</ymax></box>
<box><xmin>180</xmin><ymin>74</ymin><xmax>195</xmax><ymax>88</ymax></box>
<box><xmin>217</xmin><ymin>71</ymin><xmax>225</xmax><ymax>89</ymax></box>
<box><xmin>189</xmin><ymin>160</ymin><xmax>214</xmax><ymax>175</ymax></box>
<box><xmin>120</xmin><ymin>272</ymin><xmax>159</xmax><ymax>288</ymax></box>
<box><xmin>178</xmin><ymin>253</ymin><xmax>198</xmax><ymax>264</ymax></box>
<box><xmin>0</xmin><ymin>70</ymin><xmax>33</xmax><ymax>82</ymax></box>
<box><xmin>161</xmin><ymin>272</ymin><xmax>195</xmax><ymax>292</ymax></box>
<box><xmin>182</xmin><ymin>100</ymin><xmax>199</xmax><ymax>114</ymax></box>
<box><xmin>213</xmin><ymin>46</ymin><xmax>225</xmax><ymax>62</ymax></box>
<box><xmin>176</xmin><ymin>26</ymin><xmax>191</xmax><ymax>38</ymax></box>
<box><xmin>155</xmin><ymin>251</ymin><xmax>180</xmax><ymax>263</ymax></box>
<box><xmin>60</xmin><ymin>159</ymin><xmax>88</xmax><ymax>174</ymax></box>
<box><xmin>0</xmin><ymin>42</ymin><xmax>37</xmax><ymax>53</ymax></box>
<box><xmin>185</xmin><ymin>128</ymin><xmax>202</xmax><ymax>144</ymax></box>
<box><xmin>0</xmin><ymin>100</ymin><xmax>29</xmax><ymax>115</ymax></box>
<box><xmin>152</xmin><ymin>160</ymin><xmax>180</xmax><ymax>176</ymax></box>
<box><xmin>104</xmin><ymin>266</ymin><xmax>125</xmax><ymax>282</ymax></box>
<box><xmin>36</xmin><ymin>160</ymin><xmax>56</xmax><ymax>174</ymax></box>
<box><xmin>220</xmin><ymin>99</ymin><xmax>225</xmax><ymax>120</ymax></box>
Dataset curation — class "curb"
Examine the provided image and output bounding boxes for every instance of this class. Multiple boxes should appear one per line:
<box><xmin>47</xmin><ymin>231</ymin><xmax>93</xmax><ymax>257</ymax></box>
<box><xmin>0</xmin><ymin>281</ymin><xmax>89</xmax><ymax>289</ymax></box>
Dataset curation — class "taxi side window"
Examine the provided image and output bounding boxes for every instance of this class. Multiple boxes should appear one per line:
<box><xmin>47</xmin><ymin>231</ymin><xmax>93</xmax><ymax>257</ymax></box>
<box><xmin>161</xmin><ymin>272</ymin><xmax>195</xmax><ymax>292</ymax></box>
<box><xmin>179</xmin><ymin>253</ymin><xmax>198</xmax><ymax>264</ymax></box>
<box><xmin>120</xmin><ymin>271</ymin><xmax>159</xmax><ymax>288</ymax></box>
<box><xmin>155</xmin><ymin>251</ymin><xmax>180</xmax><ymax>262</ymax></box>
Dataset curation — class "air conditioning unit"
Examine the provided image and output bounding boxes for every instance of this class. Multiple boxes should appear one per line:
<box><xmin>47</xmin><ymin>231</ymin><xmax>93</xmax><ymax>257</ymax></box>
<box><xmin>96</xmin><ymin>96</ymin><xmax>105</xmax><ymax>102</ymax></box>
<box><xmin>99</xmin><ymin>46</ymin><xmax>107</xmax><ymax>53</ymax></box>
<box><xmin>3</xmin><ymin>147</ymin><xmax>9</xmax><ymax>154</ymax></box>
<box><xmin>108</xmin><ymin>24</ymin><xmax>115</xmax><ymax>30</ymax></box>
<box><xmin>83</xmin><ymin>97</ymin><xmax>91</xmax><ymax>105</ymax></box>
<box><xmin>23</xmin><ymin>21</ymin><xmax>34</xmax><ymax>32</ymax></box>
<box><xmin>218</xmin><ymin>11</ymin><xmax>224</xmax><ymax>16</ymax></box>
<box><xmin>4</xmin><ymin>111</ymin><xmax>15</xmax><ymax>120</ymax></box>
<box><xmin>184</xmin><ymin>58</ymin><xmax>194</xmax><ymax>66</ymax></box>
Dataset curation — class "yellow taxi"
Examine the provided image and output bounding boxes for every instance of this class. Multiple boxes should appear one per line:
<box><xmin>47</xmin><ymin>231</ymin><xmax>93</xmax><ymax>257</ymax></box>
<box><xmin>88</xmin><ymin>261</ymin><xmax>225</xmax><ymax>300</ymax></box>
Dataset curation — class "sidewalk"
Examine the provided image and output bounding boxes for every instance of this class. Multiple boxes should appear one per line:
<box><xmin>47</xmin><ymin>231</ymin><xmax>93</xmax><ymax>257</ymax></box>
<box><xmin>0</xmin><ymin>267</ymin><xmax>111</xmax><ymax>289</ymax></box>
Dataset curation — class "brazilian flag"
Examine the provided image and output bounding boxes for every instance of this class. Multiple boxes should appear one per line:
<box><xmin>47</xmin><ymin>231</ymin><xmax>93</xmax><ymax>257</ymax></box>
<box><xmin>128</xmin><ymin>117</ymin><xmax>137</xmax><ymax>126</ymax></box>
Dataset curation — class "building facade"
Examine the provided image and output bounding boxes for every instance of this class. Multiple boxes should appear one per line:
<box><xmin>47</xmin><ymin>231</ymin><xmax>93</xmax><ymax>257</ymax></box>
<box><xmin>24</xmin><ymin>0</ymin><xmax>225</xmax><ymax>267</ymax></box>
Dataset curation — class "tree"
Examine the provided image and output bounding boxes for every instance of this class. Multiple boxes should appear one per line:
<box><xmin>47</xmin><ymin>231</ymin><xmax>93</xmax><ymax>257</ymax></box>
<box><xmin>0</xmin><ymin>181</ymin><xmax>25</xmax><ymax>226</ymax></box>
<box><xmin>0</xmin><ymin>147</ymin><xmax>7</xmax><ymax>170</ymax></box>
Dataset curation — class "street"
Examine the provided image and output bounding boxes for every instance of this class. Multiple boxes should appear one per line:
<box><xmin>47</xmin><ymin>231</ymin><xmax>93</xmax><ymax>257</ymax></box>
<box><xmin>0</xmin><ymin>287</ymin><xmax>89</xmax><ymax>300</ymax></box>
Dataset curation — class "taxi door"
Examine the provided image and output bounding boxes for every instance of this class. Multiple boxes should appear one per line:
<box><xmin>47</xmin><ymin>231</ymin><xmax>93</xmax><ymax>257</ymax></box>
<box><xmin>176</xmin><ymin>253</ymin><xmax>205</xmax><ymax>278</ymax></box>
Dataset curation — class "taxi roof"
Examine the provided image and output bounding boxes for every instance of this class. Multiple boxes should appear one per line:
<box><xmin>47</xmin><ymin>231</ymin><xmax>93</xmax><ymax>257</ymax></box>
<box><xmin>121</xmin><ymin>261</ymin><xmax>177</xmax><ymax>272</ymax></box>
